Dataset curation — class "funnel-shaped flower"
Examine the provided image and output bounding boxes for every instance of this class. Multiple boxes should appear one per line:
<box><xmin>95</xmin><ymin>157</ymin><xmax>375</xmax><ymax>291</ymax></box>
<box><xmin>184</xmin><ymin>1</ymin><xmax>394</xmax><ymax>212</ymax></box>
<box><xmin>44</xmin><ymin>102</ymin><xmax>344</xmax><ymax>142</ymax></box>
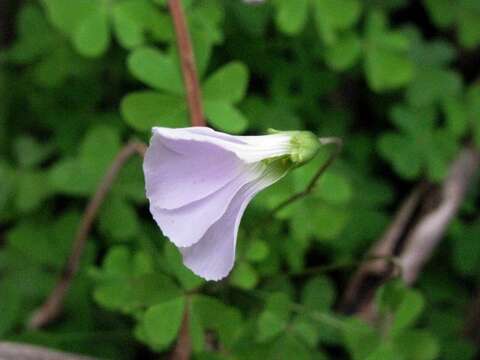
<box><xmin>144</xmin><ymin>127</ymin><xmax>320</xmax><ymax>280</ymax></box>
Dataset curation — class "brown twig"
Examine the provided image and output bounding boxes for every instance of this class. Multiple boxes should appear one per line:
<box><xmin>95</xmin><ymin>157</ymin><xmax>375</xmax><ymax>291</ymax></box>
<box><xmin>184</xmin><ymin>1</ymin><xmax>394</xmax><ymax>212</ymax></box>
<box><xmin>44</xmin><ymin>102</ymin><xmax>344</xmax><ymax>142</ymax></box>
<box><xmin>170</xmin><ymin>304</ymin><xmax>191</xmax><ymax>360</ymax></box>
<box><xmin>168</xmin><ymin>0</ymin><xmax>205</xmax><ymax>127</ymax></box>
<box><xmin>340</xmin><ymin>182</ymin><xmax>428</xmax><ymax>315</ymax></box>
<box><xmin>28</xmin><ymin>141</ymin><xmax>147</xmax><ymax>329</ymax></box>
<box><xmin>465</xmin><ymin>286</ymin><xmax>480</xmax><ymax>343</ymax></box>
<box><xmin>341</xmin><ymin>146</ymin><xmax>480</xmax><ymax>320</ymax></box>
<box><xmin>166</xmin><ymin>1</ymin><xmax>207</xmax><ymax>357</ymax></box>
<box><xmin>399</xmin><ymin>147</ymin><xmax>480</xmax><ymax>284</ymax></box>
<box><xmin>0</xmin><ymin>342</ymin><xmax>98</xmax><ymax>360</ymax></box>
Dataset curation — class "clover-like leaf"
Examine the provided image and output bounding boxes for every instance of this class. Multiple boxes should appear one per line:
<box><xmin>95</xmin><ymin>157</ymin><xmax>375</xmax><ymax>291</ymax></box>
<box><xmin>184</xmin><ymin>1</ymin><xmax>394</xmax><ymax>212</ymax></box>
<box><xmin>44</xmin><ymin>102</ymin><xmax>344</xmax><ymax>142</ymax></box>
<box><xmin>324</xmin><ymin>32</ymin><xmax>362</xmax><ymax>70</ymax></box>
<box><xmin>364</xmin><ymin>11</ymin><xmax>414</xmax><ymax>92</ymax></box>
<box><xmin>128</xmin><ymin>47</ymin><xmax>184</xmax><ymax>94</ymax></box>
<box><xmin>424</xmin><ymin>0</ymin><xmax>480</xmax><ymax>49</ymax></box>
<box><xmin>141</xmin><ymin>297</ymin><xmax>186</xmax><ymax>350</ymax></box>
<box><xmin>313</xmin><ymin>0</ymin><xmax>362</xmax><ymax>45</ymax></box>
<box><xmin>203</xmin><ymin>62</ymin><xmax>249</xmax><ymax>103</ymax></box>
<box><xmin>405</xmin><ymin>30</ymin><xmax>462</xmax><ymax>107</ymax></box>
<box><xmin>91</xmin><ymin>246</ymin><xmax>181</xmax><ymax>313</ymax></box>
<box><xmin>274</xmin><ymin>0</ymin><xmax>309</xmax><ymax>35</ymax></box>
<box><xmin>204</xmin><ymin>100</ymin><xmax>249</xmax><ymax>134</ymax></box>
<box><xmin>121</xmin><ymin>91</ymin><xmax>188</xmax><ymax>131</ymax></box>
<box><xmin>73</xmin><ymin>10</ymin><xmax>110</xmax><ymax>58</ymax></box>
<box><xmin>191</xmin><ymin>295</ymin><xmax>243</xmax><ymax>348</ymax></box>
<box><xmin>257</xmin><ymin>292</ymin><xmax>291</xmax><ymax>342</ymax></box>
<box><xmin>378</xmin><ymin>105</ymin><xmax>457</xmax><ymax>181</ymax></box>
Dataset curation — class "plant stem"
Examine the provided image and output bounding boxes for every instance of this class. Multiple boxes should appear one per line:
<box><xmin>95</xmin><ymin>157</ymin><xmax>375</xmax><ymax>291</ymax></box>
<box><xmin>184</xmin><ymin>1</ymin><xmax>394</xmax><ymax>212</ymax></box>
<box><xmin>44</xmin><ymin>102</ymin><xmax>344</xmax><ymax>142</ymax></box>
<box><xmin>167</xmin><ymin>1</ymin><xmax>206</xmax><ymax>357</ymax></box>
<box><xmin>168</xmin><ymin>0</ymin><xmax>205</xmax><ymax>127</ymax></box>
<box><xmin>28</xmin><ymin>141</ymin><xmax>147</xmax><ymax>329</ymax></box>
<box><xmin>271</xmin><ymin>137</ymin><xmax>343</xmax><ymax>214</ymax></box>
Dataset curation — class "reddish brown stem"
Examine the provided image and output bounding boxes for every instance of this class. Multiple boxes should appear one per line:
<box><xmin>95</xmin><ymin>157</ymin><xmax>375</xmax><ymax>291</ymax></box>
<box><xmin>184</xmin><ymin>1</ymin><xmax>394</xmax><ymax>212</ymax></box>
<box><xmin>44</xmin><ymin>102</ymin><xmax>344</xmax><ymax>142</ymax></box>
<box><xmin>168</xmin><ymin>0</ymin><xmax>205</xmax><ymax>127</ymax></box>
<box><xmin>30</xmin><ymin>2</ymin><xmax>204</xmax><ymax>355</ymax></box>
<box><xmin>170</xmin><ymin>305</ymin><xmax>191</xmax><ymax>360</ymax></box>
<box><xmin>28</xmin><ymin>141</ymin><xmax>147</xmax><ymax>329</ymax></box>
<box><xmin>166</xmin><ymin>1</ymin><xmax>206</xmax><ymax>357</ymax></box>
<box><xmin>0</xmin><ymin>342</ymin><xmax>98</xmax><ymax>360</ymax></box>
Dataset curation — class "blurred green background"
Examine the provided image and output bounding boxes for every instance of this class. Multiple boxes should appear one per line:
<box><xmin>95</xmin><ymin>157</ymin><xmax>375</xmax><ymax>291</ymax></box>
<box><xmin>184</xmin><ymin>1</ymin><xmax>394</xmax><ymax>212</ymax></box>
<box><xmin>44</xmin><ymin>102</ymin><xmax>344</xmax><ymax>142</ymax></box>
<box><xmin>1</xmin><ymin>0</ymin><xmax>480</xmax><ymax>359</ymax></box>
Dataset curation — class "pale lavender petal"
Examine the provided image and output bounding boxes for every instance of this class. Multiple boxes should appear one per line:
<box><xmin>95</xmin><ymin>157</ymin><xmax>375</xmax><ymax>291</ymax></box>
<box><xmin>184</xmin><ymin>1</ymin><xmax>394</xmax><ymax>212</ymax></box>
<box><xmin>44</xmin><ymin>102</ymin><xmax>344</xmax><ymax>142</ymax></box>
<box><xmin>144</xmin><ymin>130</ymin><xmax>245</xmax><ymax>209</ymax></box>
<box><xmin>150</xmin><ymin>164</ymin><xmax>264</xmax><ymax>247</ymax></box>
<box><xmin>151</xmin><ymin>127</ymin><xmax>293</xmax><ymax>164</ymax></box>
<box><xmin>180</xmin><ymin>168</ymin><xmax>286</xmax><ymax>281</ymax></box>
<box><xmin>181</xmin><ymin>127</ymin><xmax>246</xmax><ymax>144</ymax></box>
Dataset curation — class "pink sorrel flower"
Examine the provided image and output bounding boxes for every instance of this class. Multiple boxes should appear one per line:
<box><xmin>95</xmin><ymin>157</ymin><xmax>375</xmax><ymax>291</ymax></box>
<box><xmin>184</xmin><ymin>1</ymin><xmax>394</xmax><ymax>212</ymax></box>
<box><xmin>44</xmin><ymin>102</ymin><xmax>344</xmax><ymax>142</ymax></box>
<box><xmin>143</xmin><ymin>127</ymin><xmax>320</xmax><ymax>280</ymax></box>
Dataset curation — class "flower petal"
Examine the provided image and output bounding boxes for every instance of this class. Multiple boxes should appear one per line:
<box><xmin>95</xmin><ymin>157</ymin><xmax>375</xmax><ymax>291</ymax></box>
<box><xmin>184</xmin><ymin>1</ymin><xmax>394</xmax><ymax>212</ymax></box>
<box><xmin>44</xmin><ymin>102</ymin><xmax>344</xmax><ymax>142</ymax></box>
<box><xmin>151</xmin><ymin>127</ymin><xmax>293</xmax><ymax>164</ymax></box>
<box><xmin>150</xmin><ymin>163</ymin><xmax>264</xmax><ymax>247</ymax></box>
<box><xmin>180</xmin><ymin>126</ymin><xmax>246</xmax><ymax>144</ymax></box>
<box><xmin>144</xmin><ymin>129</ymin><xmax>245</xmax><ymax>209</ymax></box>
<box><xmin>180</xmin><ymin>167</ymin><xmax>286</xmax><ymax>281</ymax></box>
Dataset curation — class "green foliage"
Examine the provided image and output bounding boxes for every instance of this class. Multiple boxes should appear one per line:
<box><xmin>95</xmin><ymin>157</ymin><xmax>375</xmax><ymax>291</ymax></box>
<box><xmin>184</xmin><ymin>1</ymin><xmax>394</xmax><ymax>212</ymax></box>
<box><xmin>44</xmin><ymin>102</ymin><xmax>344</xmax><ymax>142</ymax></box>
<box><xmin>1</xmin><ymin>0</ymin><xmax>479</xmax><ymax>359</ymax></box>
<box><xmin>423</xmin><ymin>0</ymin><xmax>480</xmax><ymax>49</ymax></box>
<box><xmin>90</xmin><ymin>246</ymin><xmax>182</xmax><ymax>313</ymax></box>
<box><xmin>378</xmin><ymin>105</ymin><xmax>457</xmax><ymax>180</ymax></box>
<box><xmin>405</xmin><ymin>30</ymin><xmax>462</xmax><ymax>108</ymax></box>
<box><xmin>273</xmin><ymin>0</ymin><xmax>361</xmax><ymax>42</ymax></box>
<box><xmin>41</xmin><ymin>0</ymin><xmax>171</xmax><ymax>57</ymax></box>
<box><xmin>140</xmin><ymin>297</ymin><xmax>186</xmax><ymax>350</ymax></box>
<box><xmin>123</xmin><ymin>46</ymin><xmax>250</xmax><ymax>133</ymax></box>
<box><xmin>344</xmin><ymin>280</ymin><xmax>439</xmax><ymax>360</ymax></box>
<box><xmin>257</xmin><ymin>292</ymin><xmax>290</xmax><ymax>341</ymax></box>
<box><xmin>49</xmin><ymin>125</ymin><xmax>122</xmax><ymax>195</ymax></box>
<box><xmin>364</xmin><ymin>11</ymin><xmax>414</xmax><ymax>91</ymax></box>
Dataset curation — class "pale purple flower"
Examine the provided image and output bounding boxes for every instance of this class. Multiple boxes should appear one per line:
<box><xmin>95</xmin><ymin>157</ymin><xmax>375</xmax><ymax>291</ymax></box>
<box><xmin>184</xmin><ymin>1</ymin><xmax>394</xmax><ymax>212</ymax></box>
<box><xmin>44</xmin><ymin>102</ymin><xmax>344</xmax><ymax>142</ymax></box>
<box><xmin>143</xmin><ymin>127</ymin><xmax>319</xmax><ymax>281</ymax></box>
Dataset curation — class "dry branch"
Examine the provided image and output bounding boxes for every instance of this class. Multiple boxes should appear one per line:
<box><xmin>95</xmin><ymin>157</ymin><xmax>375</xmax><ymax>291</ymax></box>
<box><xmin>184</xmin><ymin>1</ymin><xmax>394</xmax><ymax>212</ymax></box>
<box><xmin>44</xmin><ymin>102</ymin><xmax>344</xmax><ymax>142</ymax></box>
<box><xmin>399</xmin><ymin>147</ymin><xmax>480</xmax><ymax>284</ymax></box>
<box><xmin>341</xmin><ymin>146</ymin><xmax>480</xmax><ymax>319</ymax></box>
<box><xmin>464</xmin><ymin>285</ymin><xmax>480</xmax><ymax>344</ymax></box>
<box><xmin>340</xmin><ymin>182</ymin><xmax>428</xmax><ymax>315</ymax></box>
<box><xmin>0</xmin><ymin>342</ymin><xmax>98</xmax><ymax>360</ymax></box>
<box><xmin>170</xmin><ymin>306</ymin><xmax>191</xmax><ymax>360</ymax></box>
<box><xmin>28</xmin><ymin>141</ymin><xmax>147</xmax><ymax>329</ymax></box>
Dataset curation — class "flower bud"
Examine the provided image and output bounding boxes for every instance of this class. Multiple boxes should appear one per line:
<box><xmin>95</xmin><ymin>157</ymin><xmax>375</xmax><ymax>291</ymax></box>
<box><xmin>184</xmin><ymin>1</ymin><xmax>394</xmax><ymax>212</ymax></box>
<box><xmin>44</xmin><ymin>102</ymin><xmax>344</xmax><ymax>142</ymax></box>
<box><xmin>289</xmin><ymin>131</ymin><xmax>321</xmax><ymax>166</ymax></box>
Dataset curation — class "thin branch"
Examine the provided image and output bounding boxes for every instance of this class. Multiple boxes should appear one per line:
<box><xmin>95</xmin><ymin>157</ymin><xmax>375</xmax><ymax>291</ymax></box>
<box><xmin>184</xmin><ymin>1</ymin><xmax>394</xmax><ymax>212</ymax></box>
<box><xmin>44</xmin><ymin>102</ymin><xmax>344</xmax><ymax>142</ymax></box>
<box><xmin>399</xmin><ymin>147</ymin><xmax>480</xmax><ymax>284</ymax></box>
<box><xmin>341</xmin><ymin>146</ymin><xmax>480</xmax><ymax>320</ymax></box>
<box><xmin>271</xmin><ymin>137</ymin><xmax>343</xmax><ymax>214</ymax></box>
<box><xmin>168</xmin><ymin>0</ymin><xmax>205</xmax><ymax>127</ymax></box>
<box><xmin>340</xmin><ymin>182</ymin><xmax>428</xmax><ymax>313</ymax></box>
<box><xmin>288</xmin><ymin>255</ymin><xmax>402</xmax><ymax>278</ymax></box>
<box><xmin>0</xmin><ymin>342</ymin><xmax>98</xmax><ymax>360</ymax></box>
<box><xmin>464</xmin><ymin>286</ymin><xmax>480</xmax><ymax>343</ymax></box>
<box><xmin>28</xmin><ymin>141</ymin><xmax>147</xmax><ymax>329</ymax></box>
<box><xmin>170</xmin><ymin>303</ymin><xmax>191</xmax><ymax>360</ymax></box>
<box><xmin>166</xmin><ymin>1</ymin><xmax>205</xmax><ymax>357</ymax></box>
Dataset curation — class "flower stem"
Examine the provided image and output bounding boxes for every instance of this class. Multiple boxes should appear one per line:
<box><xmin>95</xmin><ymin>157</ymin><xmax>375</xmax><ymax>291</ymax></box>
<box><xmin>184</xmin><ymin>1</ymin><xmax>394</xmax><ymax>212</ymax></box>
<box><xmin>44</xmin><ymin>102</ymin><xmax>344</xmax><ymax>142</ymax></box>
<box><xmin>271</xmin><ymin>137</ymin><xmax>343</xmax><ymax>214</ymax></box>
<box><xmin>168</xmin><ymin>0</ymin><xmax>205</xmax><ymax>127</ymax></box>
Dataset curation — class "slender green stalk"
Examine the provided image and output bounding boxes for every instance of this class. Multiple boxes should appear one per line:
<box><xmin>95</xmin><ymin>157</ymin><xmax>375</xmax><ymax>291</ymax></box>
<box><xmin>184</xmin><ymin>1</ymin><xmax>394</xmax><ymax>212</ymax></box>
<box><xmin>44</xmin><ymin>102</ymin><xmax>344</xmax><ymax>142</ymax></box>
<box><xmin>271</xmin><ymin>137</ymin><xmax>343</xmax><ymax>214</ymax></box>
